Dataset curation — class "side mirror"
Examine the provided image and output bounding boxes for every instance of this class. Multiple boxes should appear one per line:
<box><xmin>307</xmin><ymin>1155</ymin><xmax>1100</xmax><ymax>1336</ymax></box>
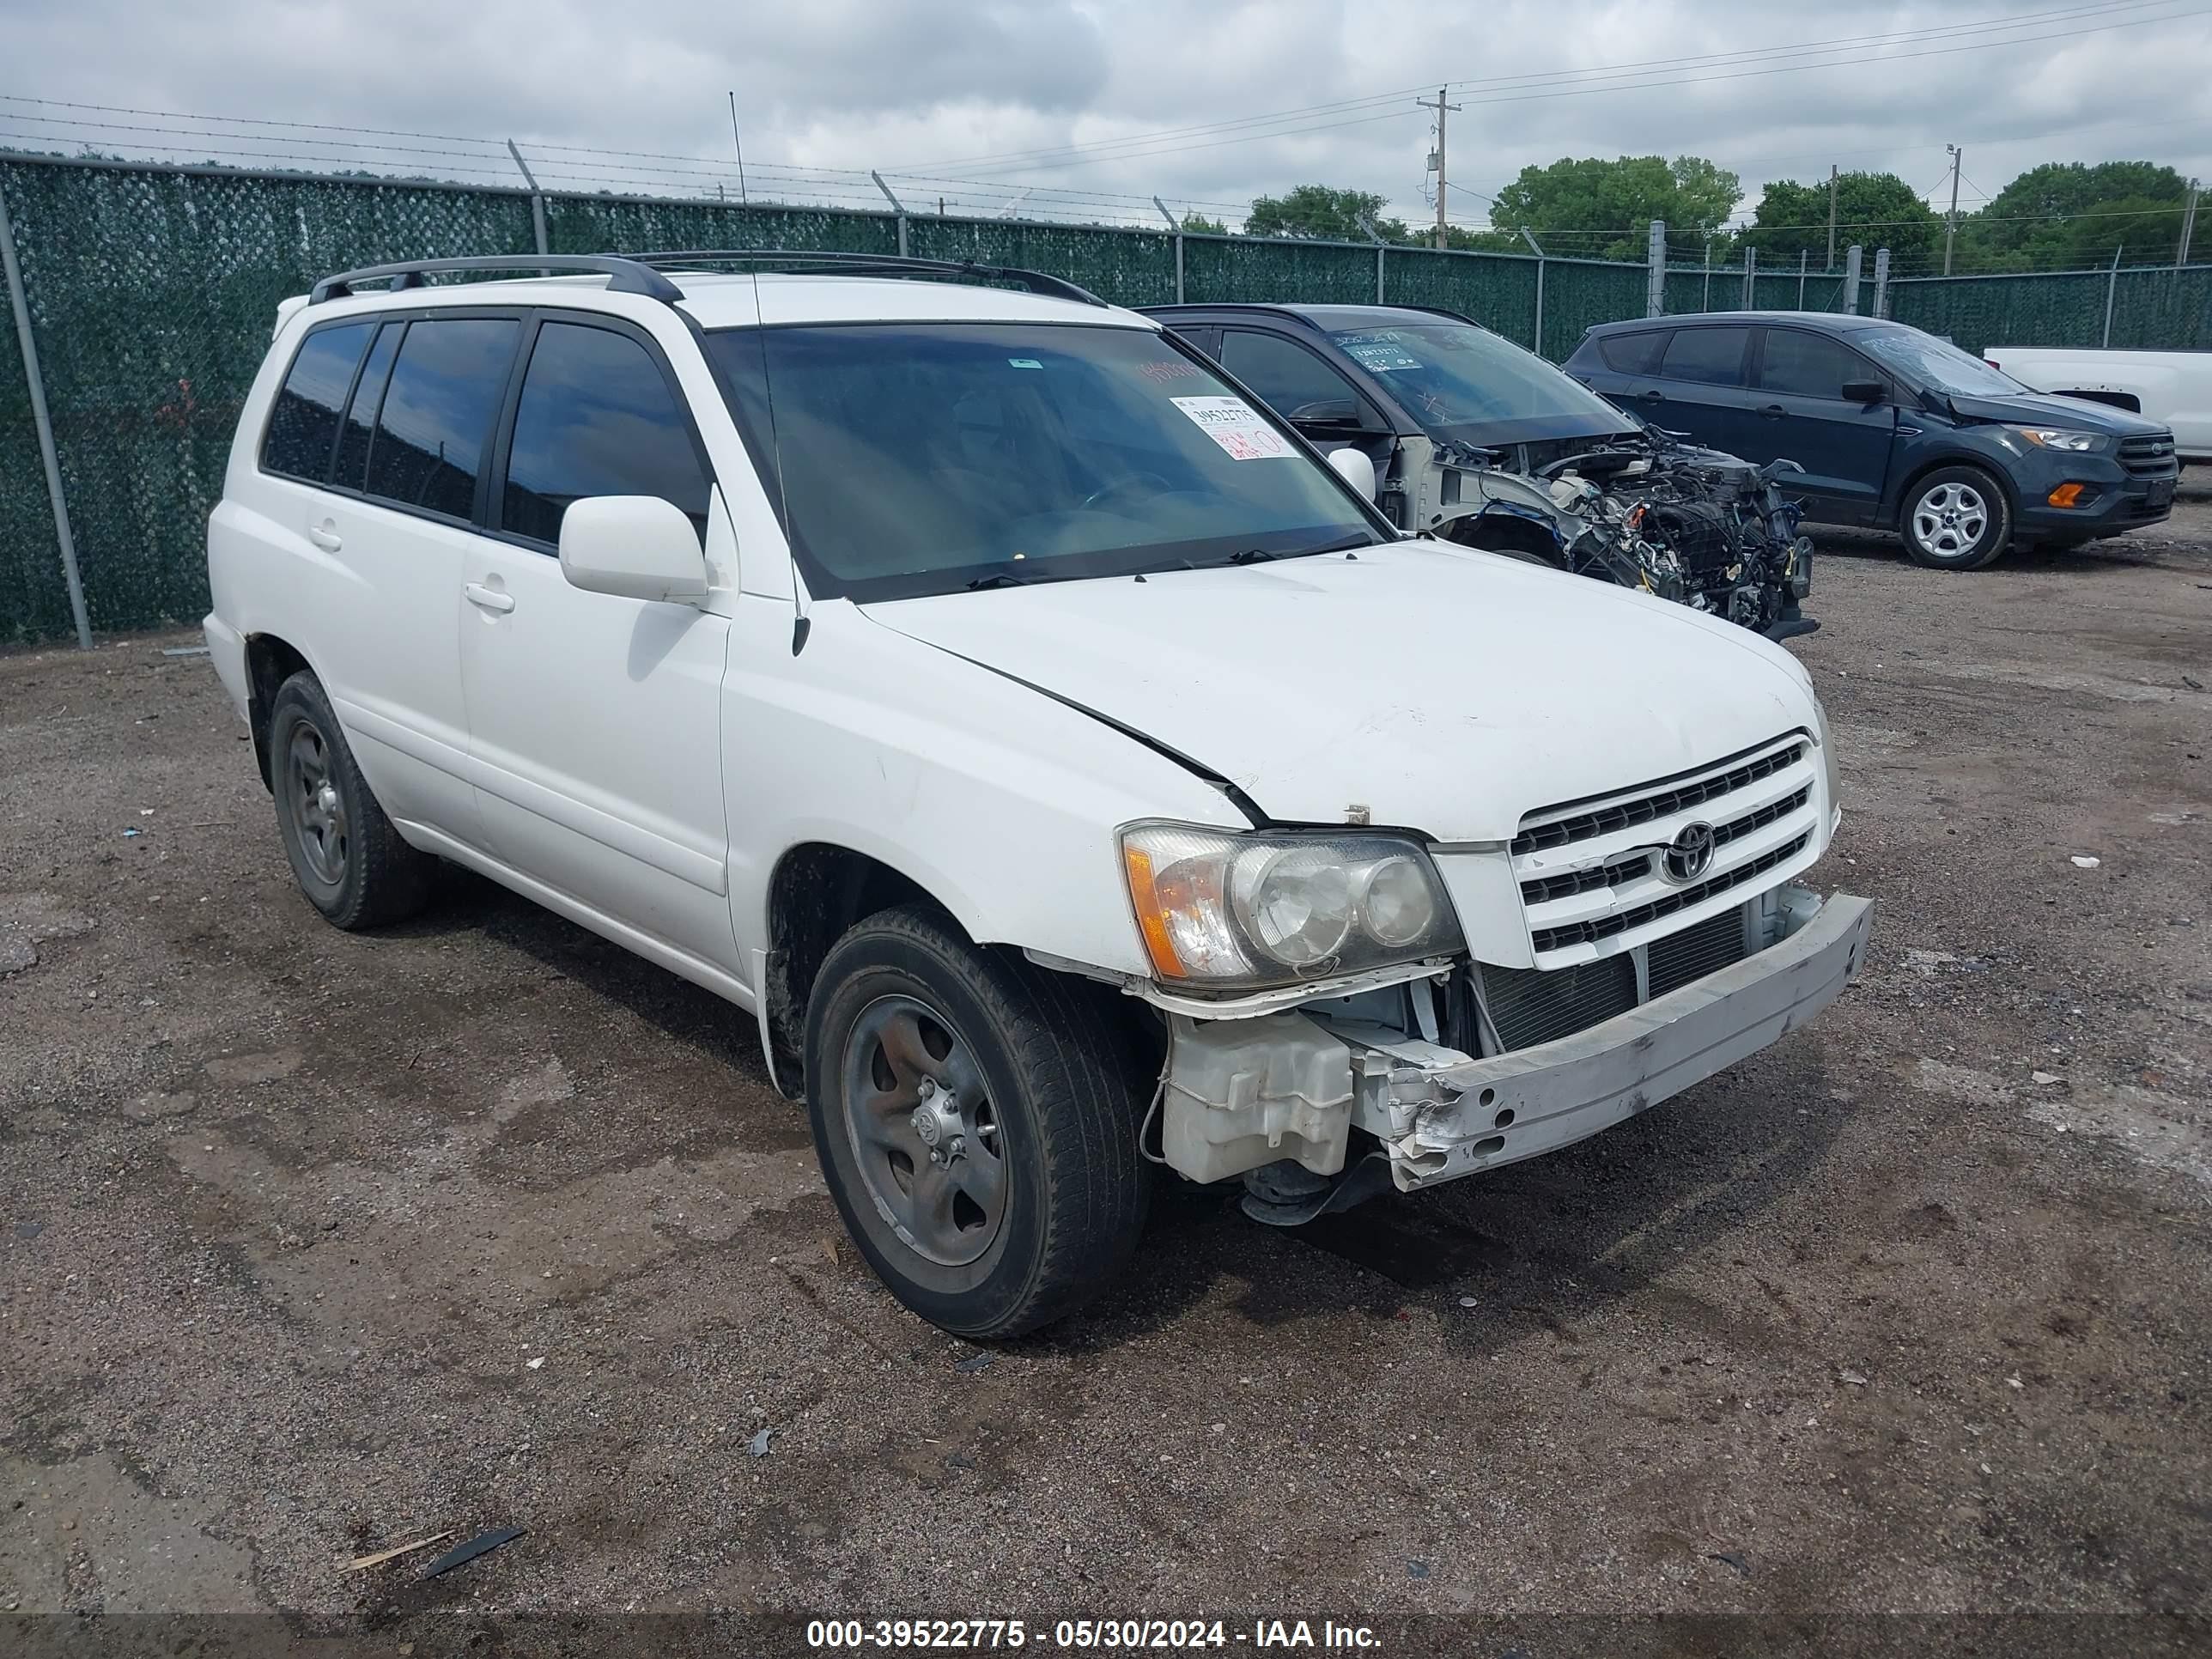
<box><xmin>1326</xmin><ymin>447</ymin><xmax>1377</xmax><ymax>501</ymax></box>
<box><xmin>558</xmin><ymin>495</ymin><xmax>708</xmax><ymax>604</ymax></box>
<box><xmin>1289</xmin><ymin>398</ymin><xmax>1365</xmax><ymax>430</ymax></box>
<box><xmin>1840</xmin><ymin>378</ymin><xmax>1887</xmax><ymax>405</ymax></box>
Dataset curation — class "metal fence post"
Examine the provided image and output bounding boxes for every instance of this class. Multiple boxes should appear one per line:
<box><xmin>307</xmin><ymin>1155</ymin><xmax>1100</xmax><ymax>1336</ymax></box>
<box><xmin>505</xmin><ymin>141</ymin><xmax>549</xmax><ymax>259</ymax></box>
<box><xmin>1798</xmin><ymin>248</ymin><xmax>1808</xmax><ymax>308</ymax></box>
<box><xmin>1842</xmin><ymin>244</ymin><xmax>1863</xmax><ymax>314</ymax></box>
<box><xmin>1152</xmin><ymin>197</ymin><xmax>1184</xmax><ymax>303</ymax></box>
<box><xmin>1701</xmin><ymin>240</ymin><xmax>1712</xmax><ymax>311</ymax></box>
<box><xmin>872</xmin><ymin>172</ymin><xmax>908</xmax><ymax>258</ymax></box>
<box><xmin>1647</xmin><ymin>221</ymin><xmax>1666</xmax><ymax>316</ymax></box>
<box><xmin>2103</xmin><ymin>245</ymin><xmax>2124</xmax><ymax>345</ymax></box>
<box><xmin>0</xmin><ymin>174</ymin><xmax>94</xmax><ymax>650</ymax></box>
<box><xmin>1742</xmin><ymin>243</ymin><xmax>1756</xmax><ymax>307</ymax></box>
<box><xmin>1357</xmin><ymin>216</ymin><xmax>1386</xmax><ymax>303</ymax></box>
<box><xmin>1522</xmin><ymin>228</ymin><xmax>1547</xmax><ymax>356</ymax></box>
<box><xmin>1871</xmin><ymin>246</ymin><xmax>1890</xmax><ymax>319</ymax></box>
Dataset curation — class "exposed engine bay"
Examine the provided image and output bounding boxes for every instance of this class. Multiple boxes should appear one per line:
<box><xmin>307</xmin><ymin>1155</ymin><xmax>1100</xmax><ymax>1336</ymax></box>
<box><xmin>1395</xmin><ymin>429</ymin><xmax>1818</xmax><ymax>640</ymax></box>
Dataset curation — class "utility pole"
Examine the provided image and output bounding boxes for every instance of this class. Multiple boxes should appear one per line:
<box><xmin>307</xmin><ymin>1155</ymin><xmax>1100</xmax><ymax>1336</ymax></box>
<box><xmin>1826</xmin><ymin>164</ymin><xmax>1838</xmax><ymax>270</ymax></box>
<box><xmin>2179</xmin><ymin>178</ymin><xmax>2201</xmax><ymax>267</ymax></box>
<box><xmin>1943</xmin><ymin>143</ymin><xmax>1962</xmax><ymax>276</ymax></box>
<box><xmin>1417</xmin><ymin>87</ymin><xmax>1462</xmax><ymax>251</ymax></box>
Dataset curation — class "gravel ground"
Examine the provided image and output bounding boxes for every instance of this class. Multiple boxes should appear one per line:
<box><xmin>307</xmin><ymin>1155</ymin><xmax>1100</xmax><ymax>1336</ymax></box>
<box><xmin>3</xmin><ymin>491</ymin><xmax>2209</xmax><ymax>1653</ymax></box>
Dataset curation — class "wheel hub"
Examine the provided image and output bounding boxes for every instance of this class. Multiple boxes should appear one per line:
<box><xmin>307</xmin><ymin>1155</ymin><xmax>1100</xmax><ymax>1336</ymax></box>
<box><xmin>910</xmin><ymin>1079</ymin><xmax>967</xmax><ymax>1165</ymax></box>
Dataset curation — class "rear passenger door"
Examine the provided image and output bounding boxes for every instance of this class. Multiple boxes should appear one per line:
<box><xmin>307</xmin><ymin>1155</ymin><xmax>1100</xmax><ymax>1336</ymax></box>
<box><xmin>260</xmin><ymin>311</ymin><xmax>516</xmax><ymax>848</ymax></box>
<box><xmin>459</xmin><ymin>313</ymin><xmax>739</xmax><ymax>975</ymax></box>
<box><xmin>1744</xmin><ymin>326</ymin><xmax>1897</xmax><ymax>519</ymax></box>
<box><xmin>1637</xmin><ymin>325</ymin><xmax>1756</xmax><ymax>456</ymax></box>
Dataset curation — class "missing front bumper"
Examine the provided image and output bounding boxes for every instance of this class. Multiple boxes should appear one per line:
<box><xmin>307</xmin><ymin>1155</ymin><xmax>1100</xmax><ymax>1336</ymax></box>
<box><xmin>1159</xmin><ymin>887</ymin><xmax>1874</xmax><ymax>1199</ymax></box>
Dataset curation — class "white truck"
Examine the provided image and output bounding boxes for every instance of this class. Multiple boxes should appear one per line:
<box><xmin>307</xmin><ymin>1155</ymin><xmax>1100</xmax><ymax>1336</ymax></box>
<box><xmin>204</xmin><ymin>249</ymin><xmax>1872</xmax><ymax>1337</ymax></box>
<box><xmin>1982</xmin><ymin>346</ymin><xmax>2212</xmax><ymax>464</ymax></box>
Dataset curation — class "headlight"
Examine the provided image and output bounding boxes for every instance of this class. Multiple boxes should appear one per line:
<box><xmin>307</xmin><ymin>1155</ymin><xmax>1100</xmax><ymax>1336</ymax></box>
<box><xmin>2014</xmin><ymin>427</ymin><xmax>2106</xmax><ymax>453</ymax></box>
<box><xmin>1119</xmin><ymin>823</ymin><xmax>1462</xmax><ymax>989</ymax></box>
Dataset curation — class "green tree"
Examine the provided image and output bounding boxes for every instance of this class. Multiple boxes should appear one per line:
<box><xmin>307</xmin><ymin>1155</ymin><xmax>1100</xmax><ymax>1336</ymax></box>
<box><xmin>1178</xmin><ymin>213</ymin><xmax>1229</xmax><ymax>234</ymax></box>
<box><xmin>1245</xmin><ymin>184</ymin><xmax>1409</xmax><ymax>242</ymax></box>
<box><xmin>1956</xmin><ymin>161</ymin><xmax>2193</xmax><ymax>271</ymax></box>
<box><xmin>1487</xmin><ymin>155</ymin><xmax>1740</xmax><ymax>262</ymax></box>
<box><xmin>1741</xmin><ymin>171</ymin><xmax>1941</xmax><ymax>272</ymax></box>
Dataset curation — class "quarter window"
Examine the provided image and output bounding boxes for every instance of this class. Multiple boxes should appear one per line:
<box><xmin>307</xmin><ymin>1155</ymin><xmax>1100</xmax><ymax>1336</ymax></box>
<box><xmin>333</xmin><ymin>322</ymin><xmax>402</xmax><ymax>491</ymax></box>
<box><xmin>363</xmin><ymin>317</ymin><xmax>519</xmax><ymax>521</ymax></box>
<box><xmin>1598</xmin><ymin>331</ymin><xmax>1668</xmax><ymax>374</ymax></box>
<box><xmin>1659</xmin><ymin>327</ymin><xmax>1751</xmax><ymax>387</ymax></box>
<box><xmin>501</xmin><ymin>322</ymin><xmax>711</xmax><ymax>546</ymax></box>
<box><xmin>1758</xmin><ymin>330</ymin><xmax>1871</xmax><ymax>400</ymax></box>
<box><xmin>261</xmin><ymin>323</ymin><xmax>374</xmax><ymax>481</ymax></box>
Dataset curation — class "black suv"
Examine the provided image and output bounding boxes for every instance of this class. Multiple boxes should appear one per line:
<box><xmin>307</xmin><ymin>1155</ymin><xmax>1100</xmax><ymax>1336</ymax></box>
<box><xmin>1146</xmin><ymin>301</ymin><xmax>1814</xmax><ymax>636</ymax></box>
<box><xmin>1565</xmin><ymin>312</ymin><xmax>2179</xmax><ymax>569</ymax></box>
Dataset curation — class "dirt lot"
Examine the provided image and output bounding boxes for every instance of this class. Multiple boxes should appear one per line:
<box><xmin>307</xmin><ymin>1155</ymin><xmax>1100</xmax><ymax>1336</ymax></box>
<box><xmin>3</xmin><ymin>493</ymin><xmax>2210</xmax><ymax>1653</ymax></box>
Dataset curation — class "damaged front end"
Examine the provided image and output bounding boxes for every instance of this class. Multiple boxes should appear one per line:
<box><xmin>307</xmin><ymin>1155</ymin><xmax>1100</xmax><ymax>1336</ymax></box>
<box><xmin>1154</xmin><ymin>884</ymin><xmax>1873</xmax><ymax>1226</ymax></box>
<box><xmin>1417</xmin><ymin>433</ymin><xmax>1818</xmax><ymax>641</ymax></box>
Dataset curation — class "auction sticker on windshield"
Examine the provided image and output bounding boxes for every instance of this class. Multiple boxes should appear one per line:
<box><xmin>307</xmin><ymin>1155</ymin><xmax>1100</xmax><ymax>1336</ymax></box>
<box><xmin>1170</xmin><ymin>395</ymin><xmax>1294</xmax><ymax>460</ymax></box>
<box><xmin>1341</xmin><ymin>339</ymin><xmax>1423</xmax><ymax>372</ymax></box>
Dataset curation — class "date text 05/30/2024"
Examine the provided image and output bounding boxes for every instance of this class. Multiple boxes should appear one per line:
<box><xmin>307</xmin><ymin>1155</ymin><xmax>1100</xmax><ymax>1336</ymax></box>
<box><xmin>805</xmin><ymin>1619</ymin><xmax>1383</xmax><ymax>1650</ymax></box>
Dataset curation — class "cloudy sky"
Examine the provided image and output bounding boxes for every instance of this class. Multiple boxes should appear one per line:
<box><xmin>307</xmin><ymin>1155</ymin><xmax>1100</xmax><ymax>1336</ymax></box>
<box><xmin>1</xmin><ymin>0</ymin><xmax>2206</xmax><ymax>235</ymax></box>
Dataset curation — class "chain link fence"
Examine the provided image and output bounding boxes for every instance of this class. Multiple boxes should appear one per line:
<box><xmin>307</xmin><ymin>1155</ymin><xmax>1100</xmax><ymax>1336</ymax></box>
<box><xmin>3</xmin><ymin>152</ymin><xmax>2206</xmax><ymax>642</ymax></box>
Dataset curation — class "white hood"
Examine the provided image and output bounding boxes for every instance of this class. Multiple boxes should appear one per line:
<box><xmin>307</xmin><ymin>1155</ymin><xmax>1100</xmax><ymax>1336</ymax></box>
<box><xmin>862</xmin><ymin>540</ymin><xmax>1818</xmax><ymax>844</ymax></box>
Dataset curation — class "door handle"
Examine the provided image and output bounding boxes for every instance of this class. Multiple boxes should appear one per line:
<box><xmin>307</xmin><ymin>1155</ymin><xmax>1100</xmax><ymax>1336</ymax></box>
<box><xmin>1759</xmin><ymin>404</ymin><xmax>1786</xmax><ymax>419</ymax></box>
<box><xmin>1639</xmin><ymin>389</ymin><xmax>1665</xmax><ymax>403</ymax></box>
<box><xmin>306</xmin><ymin>522</ymin><xmax>342</xmax><ymax>553</ymax></box>
<box><xmin>464</xmin><ymin>581</ymin><xmax>515</xmax><ymax>615</ymax></box>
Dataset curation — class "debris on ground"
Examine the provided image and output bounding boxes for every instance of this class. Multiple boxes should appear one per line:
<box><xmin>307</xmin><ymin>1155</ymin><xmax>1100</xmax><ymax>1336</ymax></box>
<box><xmin>1406</xmin><ymin>1560</ymin><xmax>1431</xmax><ymax>1579</ymax></box>
<box><xmin>954</xmin><ymin>1352</ymin><xmax>995</xmax><ymax>1375</ymax></box>
<box><xmin>344</xmin><ymin>1530</ymin><xmax>455</xmax><ymax>1572</ymax></box>
<box><xmin>1838</xmin><ymin>1369</ymin><xmax>1869</xmax><ymax>1386</ymax></box>
<box><xmin>2069</xmin><ymin>855</ymin><xmax>2100</xmax><ymax>868</ymax></box>
<box><xmin>526</xmin><ymin>1356</ymin><xmax>545</xmax><ymax>1370</ymax></box>
<box><xmin>420</xmin><ymin>1526</ymin><xmax>526</xmax><ymax>1579</ymax></box>
<box><xmin>159</xmin><ymin>645</ymin><xmax>210</xmax><ymax>657</ymax></box>
<box><xmin>2032</xmin><ymin>1071</ymin><xmax>2063</xmax><ymax>1085</ymax></box>
<box><xmin>748</xmin><ymin>1427</ymin><xmax>775</xmax><ymax>1458</ymax></box>
<box><xmin>1706</xmin><ymin>1550</ymin><xmax>1752</xmax><ymax>1577</ymax></box>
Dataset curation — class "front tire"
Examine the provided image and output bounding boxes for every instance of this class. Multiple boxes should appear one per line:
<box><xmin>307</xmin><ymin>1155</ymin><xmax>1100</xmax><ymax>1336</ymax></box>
<box><xmin>268</xmin><ymin>671</ymin><xmax>434</xmax><ymax>930</ymax></box>
<box><xmin>1901</xmin><ymin>465</ymin><xmax>2009</xmax><ymax>569</ymax></box>
<box><xmin>803</xmin><ymin>903</ymin><xmax>1151</xmax><ymax>1339</ymax></box>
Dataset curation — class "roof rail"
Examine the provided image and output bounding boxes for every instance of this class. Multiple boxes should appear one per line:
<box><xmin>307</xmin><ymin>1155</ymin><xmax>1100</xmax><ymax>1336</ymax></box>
<box><xmin>629</xmin><ymin>249</ymin><xmax>1109</xmax><ymax>308</ymax></box>
<box><xmin>309</xmin><ymin>255</ymin><xmax>683</xmax><ymax>305</ymax></box>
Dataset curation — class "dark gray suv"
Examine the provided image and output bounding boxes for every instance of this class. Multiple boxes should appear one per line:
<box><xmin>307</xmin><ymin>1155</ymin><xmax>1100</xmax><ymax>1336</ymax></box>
<box><xmin>1565</xmin><ymin>312</ymin><xmax>2179</xmax><ymax>569</ymax></box>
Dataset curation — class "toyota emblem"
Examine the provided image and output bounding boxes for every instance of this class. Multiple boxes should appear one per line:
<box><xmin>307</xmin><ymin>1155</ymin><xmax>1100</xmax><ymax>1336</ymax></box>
<box><xmin>1663</xmin><ymin>822</ymin><xmax>1717</xmax><ymax>884</ymax></box>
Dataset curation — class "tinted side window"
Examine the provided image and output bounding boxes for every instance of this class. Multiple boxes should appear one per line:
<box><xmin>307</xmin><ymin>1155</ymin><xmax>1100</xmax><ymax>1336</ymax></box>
<box><xmin>1599</xmin><ymin>331</ymin><xmax>1667</xmax><ymax>374</ymax></box>
<box><xmin>1219</xmin><ymin>331</ymin><xmax>1361</xmax><ymax>420</ymax></box>
<box><xmin>501</xmin><ymin>322</ymin><xmax>712</xmax><ymax>547</ymax></box>
<box><xmin>1659</xmin><ymin>327</ymin><xmax>1751</xmax><ymax>387</ymax></box>
<box><xmin>333</xmin><ymin>322</ymin><xmax>402</xmax><ymax>491</ymax></box>
<box><xmin>1758</xmin><ymin>329</ymin><xmax>1870</xmax><ymax>399</ymax></box>
<box><xmin>261</xmin><ymin>323</ymin><xmax>374</xmax><ymax>481</ymax></box>
<box><xmin>364</xmin><ymin>317</ymin><xmax>518</xmax><ymax>520</ymax></box>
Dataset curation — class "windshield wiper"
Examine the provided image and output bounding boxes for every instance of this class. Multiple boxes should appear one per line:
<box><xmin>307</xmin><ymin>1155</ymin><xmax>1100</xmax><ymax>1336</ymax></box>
<box><xmin>964</xmin><ymin>570</ymin><xmax>1036</xmax><ymax>590</ymax></box>
<box><xmin>1226</xmin><ymin>548</ymin><xmax>1279</xmax><ymax>565</ymax></box>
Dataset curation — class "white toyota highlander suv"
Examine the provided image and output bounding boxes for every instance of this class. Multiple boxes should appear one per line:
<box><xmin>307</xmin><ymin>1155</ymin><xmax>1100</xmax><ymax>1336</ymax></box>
<box><xmin>204</xmin><ymin>251</ymin><xmax>1873</xmax><ymax>1337</ymax></box>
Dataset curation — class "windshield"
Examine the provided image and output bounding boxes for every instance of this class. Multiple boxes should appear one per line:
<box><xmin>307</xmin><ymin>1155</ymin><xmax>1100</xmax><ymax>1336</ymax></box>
<box><xmin>706</xmin><ymin>322</ymin><xmax>1381</xmax><ymax>601</ymax></box>
<box><xmin>1857</xmin><ymin>327</ymin><xmax>2028</xmax><ymax>398</ymax></box>
<box><xmin>1326</xmin><ymin>321</ymin><xmax>1632</xmax><ymax>445</ymax></box>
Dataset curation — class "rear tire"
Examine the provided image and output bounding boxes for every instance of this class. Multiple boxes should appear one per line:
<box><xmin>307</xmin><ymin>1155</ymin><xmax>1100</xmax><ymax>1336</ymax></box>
<box><xmin>803</xmin><ymin>902</ymin><xmax>1151</xmax><ymax>1339</ymax></box>
<box><xmin>268</xmin><ymin>671</ymin><xmax>434</xmax><ymax>930</ymax></box>
<box><xmin>1901</xmin><ymin>465</ymin><xmax>2009</xmax><ymax>569</ymax></box>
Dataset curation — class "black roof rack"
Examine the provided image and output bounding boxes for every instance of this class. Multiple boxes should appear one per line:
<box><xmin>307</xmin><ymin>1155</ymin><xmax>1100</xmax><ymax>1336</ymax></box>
<box><xmin>309</xmin><ymin>254</ymin><xmax>683</xmax><ymax>305</ymax></box>
<box><xmin>629</xmin><ymin>249</ymin><xmax>1108</xmax><ymax>307</ymax></box>
<box><xmin>307</xmin><ymin>247</ymin><xmax>1109</xmax><ymax>310</ymax></box>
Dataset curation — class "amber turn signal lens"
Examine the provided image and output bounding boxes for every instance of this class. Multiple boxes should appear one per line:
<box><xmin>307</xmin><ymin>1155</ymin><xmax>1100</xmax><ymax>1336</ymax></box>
<box><xmin>2047</xmin><ymin>483</ymin><xmax>2084</xmax><ymax>508</ymax></box>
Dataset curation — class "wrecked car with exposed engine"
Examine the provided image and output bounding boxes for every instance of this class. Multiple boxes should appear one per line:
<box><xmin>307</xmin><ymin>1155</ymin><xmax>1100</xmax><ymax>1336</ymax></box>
<box><xmin>210</xmin><ymin>250</ymin><xmax>1870</xmax><ymax>1341</ymax></box>
<box><xmin>1146</xmin><ymin>301</ymin><xmax>1817</xmax><ymax>639</ymax></box>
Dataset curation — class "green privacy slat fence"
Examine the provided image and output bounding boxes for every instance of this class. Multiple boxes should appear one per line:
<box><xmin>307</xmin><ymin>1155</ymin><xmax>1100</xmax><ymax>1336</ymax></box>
<box><xmin>1886</xmin><ymin>264</ymin><xmax>2212</xmax><ymax>354</ymax></box>
<box><xmin>3</xmin><ymin>152</ymin><xmax>2206</xmax><ymax>641</ymax></box>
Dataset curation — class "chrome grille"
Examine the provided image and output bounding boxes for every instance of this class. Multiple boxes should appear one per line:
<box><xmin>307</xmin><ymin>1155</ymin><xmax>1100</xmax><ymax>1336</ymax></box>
<box><xmin>1511</xmin><ymin>738</ymin><xmax>1808</xmax><ymax>856</ymax></box>
<box><xmin>1647</xmin><ymin>908</ymin><xmax>1751</xmax><ymax>999</ymax></box>
<box><xmin>1530</xmin><ymin>833</ymin><xmax>1809</xmax><ymax>953</ymax></box>
<box><xmin>1480</xmin><ymin>954</ymin><xmax>1638</xmax><ymax>1051</ymax></box>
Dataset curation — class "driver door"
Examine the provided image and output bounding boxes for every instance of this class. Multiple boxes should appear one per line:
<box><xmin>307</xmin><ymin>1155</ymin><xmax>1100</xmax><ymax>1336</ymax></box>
<box><xmin>1217</xmin><ymin>328</ymin><xmax>1394</xmax><ymax>484</ymax></box>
